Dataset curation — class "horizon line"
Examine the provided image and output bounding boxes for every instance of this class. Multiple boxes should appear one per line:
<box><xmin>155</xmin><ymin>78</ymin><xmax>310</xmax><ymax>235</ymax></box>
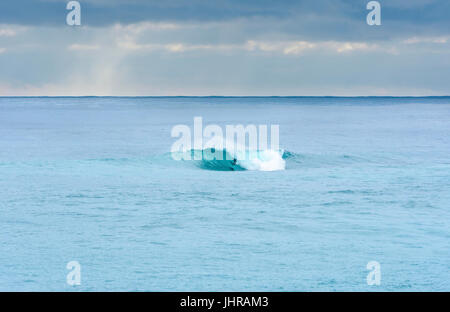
<box><xmin>1</xmin><ymin>95</ymin><xmax>450</xmax><ymax>98</ymax></box>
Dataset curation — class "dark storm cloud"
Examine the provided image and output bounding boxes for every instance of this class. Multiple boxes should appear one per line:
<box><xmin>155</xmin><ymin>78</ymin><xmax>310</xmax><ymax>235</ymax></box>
<box><xmin>1</xmin><ymin>0</ymin><xmax>449</xmax><ymax>37</ymax></box>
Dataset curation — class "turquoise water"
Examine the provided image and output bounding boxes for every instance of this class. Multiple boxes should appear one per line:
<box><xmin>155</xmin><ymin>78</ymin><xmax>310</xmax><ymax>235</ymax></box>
<box><xmin>0</xmin><ymin>97</ymin><xmax>449</xmax><ymax>291</ymax></box>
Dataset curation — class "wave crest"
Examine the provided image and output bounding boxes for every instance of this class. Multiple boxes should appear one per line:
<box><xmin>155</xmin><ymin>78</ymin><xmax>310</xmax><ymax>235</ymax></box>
<box><xmin>174</xmin><ymin>148</ymin><xmax>286</xmax><ymax>171</ymax></box>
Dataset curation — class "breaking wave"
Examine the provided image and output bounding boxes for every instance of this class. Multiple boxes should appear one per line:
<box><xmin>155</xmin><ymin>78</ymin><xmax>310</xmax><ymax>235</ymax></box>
<box><xmin>172</xmin><ymin>148</ymin><xmax>286</xmax><ymax>171</ymax></box>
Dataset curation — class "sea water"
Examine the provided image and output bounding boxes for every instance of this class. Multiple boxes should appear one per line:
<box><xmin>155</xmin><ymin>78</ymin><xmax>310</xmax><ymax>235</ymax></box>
<box><xmin>0</xmin><ymin>96</ymin><xmax>449</xmax><ymax>291</ymax></box>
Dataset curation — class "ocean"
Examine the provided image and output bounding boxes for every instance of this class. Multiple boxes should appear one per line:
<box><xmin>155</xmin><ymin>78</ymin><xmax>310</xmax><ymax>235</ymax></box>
<box><xmin>0</xmin><ymin>96</ymin><xmax>449</xmax><ymax>291</ymax></box>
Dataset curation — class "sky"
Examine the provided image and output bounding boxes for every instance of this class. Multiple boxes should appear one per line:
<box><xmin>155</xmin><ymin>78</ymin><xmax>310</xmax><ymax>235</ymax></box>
<box><xmin>0</xmin><ymin>0</ymin><xmax>449</xmax><ymax>96</ymax></box>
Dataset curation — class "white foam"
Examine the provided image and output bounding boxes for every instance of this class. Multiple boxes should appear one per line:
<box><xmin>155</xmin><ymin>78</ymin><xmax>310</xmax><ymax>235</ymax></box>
<box><xmin>236</xmin><ymin>149</ymin><xmax>286</xmax><ymax>171</ymax></box>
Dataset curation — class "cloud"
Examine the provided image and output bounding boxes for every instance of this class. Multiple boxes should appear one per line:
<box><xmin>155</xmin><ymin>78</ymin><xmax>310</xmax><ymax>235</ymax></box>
<box><xmin>1</xmin><ymin>0</ymin><xmax>449</xmax><ymax>42</ymax></box>
<box><xmin>116</xmin><ymin>40</ymin><xmax>239</xmax><ymax>53</ymax></box>
<box><xmin>0</xmin><ymin>2</ymin><xmax>450</xmax><ymax>96</ymax></box>
<box><xmin>109</xmin><ymin>21</ymin><xmax>382</xmax><ymax>55</ymax></box>
<box><xmin>113</xmin><ymin>22</ymin><xmax>180</xmax><ymax>34</ymax></box>
<box><xmin>245</xmin><ymin>40</ymin><xmax>316</xmax><ymax>55</ymax></box>
<box><xmin>329</xmin><ymin>42</ymin><xmax>372</xmax><ymax>53</ymax></box>
<box><xmin>403</xmin><ymin>36</ymin><xmax>449</xmax><ymax>44</ymax></box>
<box><xmin>68</xmin><ymin>44</ymin><xmax>100</xmax><ymax>51</ymax></box>
<box><xmin>0</xmin><ymin>29</ymin><xmax>16</xmax><ymax>37</ymax></box>
<box><xmin>114</xmin><ymin>37</ymin><xmax>378</xmax><ymax>55</ymax></box>
<box><xmin>245</xmin><ymin>40</ymin><xmax>376</xmax><ymax>55</ymax></box>
<box><xmin>0</xmin><ymin>25</ymin><xmax>27</xmax><ymax>37</ymax></box>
